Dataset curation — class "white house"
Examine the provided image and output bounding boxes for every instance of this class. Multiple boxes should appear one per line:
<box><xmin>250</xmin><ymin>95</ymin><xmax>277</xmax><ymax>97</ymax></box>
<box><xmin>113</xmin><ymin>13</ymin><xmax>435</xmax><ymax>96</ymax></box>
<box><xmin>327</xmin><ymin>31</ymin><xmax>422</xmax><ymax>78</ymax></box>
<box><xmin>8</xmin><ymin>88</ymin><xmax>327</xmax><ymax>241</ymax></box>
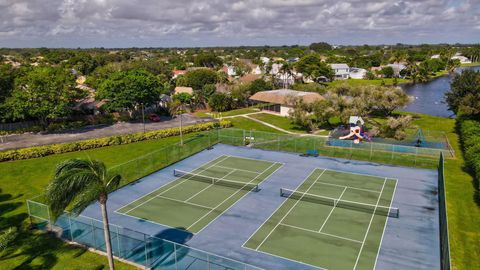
<box><xmin>260</xmin><ymin>57</ymin><xmax>270</xmax><ymax>64</ymax></box>
<box><xmin>451</xmin><ymin>55</ymin><xmax>472</xmax><ymax>64</ymax></box>
<box><xmin>330</xmin><ymin>63</ymin><xmax>350</xmax><ymax>79</ymax></box>
<box><xmin>387</xmin><ymin>63</ymin><xmax>407</xmax><ymax>77</ymax></box>
<box><xmin>349</xmin><ymin>68</ymin><xmax>367</xmax><ymax>79</ymax></box>
<box><xmin>431</xmin><ymin>54</ymin><xmax>441</xmax><ymax>59</ymax></box>
<box><xmin>270</xmin><ymin>63</ymin><xmax>283</xmax><ymax>75</ymax></box>
<box><xmin>249</xmin><ymin>89</ymin><xmax>324</xmax><ymax>117</ymax></box>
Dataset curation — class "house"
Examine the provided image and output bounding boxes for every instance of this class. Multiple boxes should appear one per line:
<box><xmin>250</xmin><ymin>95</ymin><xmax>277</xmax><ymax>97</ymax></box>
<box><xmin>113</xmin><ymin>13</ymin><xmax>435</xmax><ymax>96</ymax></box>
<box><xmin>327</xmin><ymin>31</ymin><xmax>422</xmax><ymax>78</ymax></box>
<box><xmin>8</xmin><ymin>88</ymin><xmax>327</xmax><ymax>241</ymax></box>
<box><xmin>222</xmin><ymin>65</ymin><xmax>237</xmax><ymax>76</ymax></box>
<box><xmin>172</xmin><ymin>70</ymin><xmax>187</xmax><ymax>79</ymax></box>
<box><xmin>270</xmin><ymin>63</ymin><xmax>283</xmax><ymax>75</ymax></box>
<box><xmin>249</xmin><ymin>89</ymin><xmax>324</xmax><ymax>116</ymax></box>
<box><xmin>386</xmin><ymin>63</ymin><xmax>407</xmax><ymax>77</ymax></box>
<box><xmin>260</xmin><ymin>57</ymin><xmax>270</xmax><ymax>64</ymax></box>
<box><xmin>174</xmin><ymin>86</ymin><xmax>193</xmax><ymax>95</ymax></box>
<box><xmin>238</xmin><ymin>74</ymin><xmax>262</xmax><ymax>84</ymax></box>
<box><xmin>430</xmin><ymin>54</ymin><xmax>441</xmax><ymax>59</ymax></box>
<box><xmin>349</xmin><ymin>68</ymin><xmax>367</xmax><ymax>79</ymax></box>
<box><xmin>330</xmin><ymin>64</ymin><xmax>350</xmax><ymax>79</ymax></box>
<box><xmin>451</xmin><ymin>55</ymin><xmax>471</xmax><ymax>64</ymax></box>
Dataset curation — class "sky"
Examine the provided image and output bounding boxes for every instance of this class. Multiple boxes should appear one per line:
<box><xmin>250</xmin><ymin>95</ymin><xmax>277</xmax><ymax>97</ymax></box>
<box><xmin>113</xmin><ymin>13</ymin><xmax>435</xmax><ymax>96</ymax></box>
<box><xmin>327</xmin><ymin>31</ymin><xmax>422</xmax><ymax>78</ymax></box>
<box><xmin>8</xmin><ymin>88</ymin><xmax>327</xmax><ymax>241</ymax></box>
<box><xmin>0</xmin><ymin>0</ymin><xmax>479</xmax><ymax>48</ymax></box>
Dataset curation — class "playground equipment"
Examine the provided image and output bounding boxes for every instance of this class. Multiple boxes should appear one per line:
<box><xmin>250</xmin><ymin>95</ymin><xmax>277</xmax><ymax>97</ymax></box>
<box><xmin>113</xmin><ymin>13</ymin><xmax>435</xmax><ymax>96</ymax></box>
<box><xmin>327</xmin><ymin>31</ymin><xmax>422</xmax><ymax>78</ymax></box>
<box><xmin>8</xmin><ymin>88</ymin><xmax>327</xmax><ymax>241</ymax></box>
<box><xmin>338</xmin><ymin>116</ymin><xmax>370</xmax><ymax>144</ymax></box>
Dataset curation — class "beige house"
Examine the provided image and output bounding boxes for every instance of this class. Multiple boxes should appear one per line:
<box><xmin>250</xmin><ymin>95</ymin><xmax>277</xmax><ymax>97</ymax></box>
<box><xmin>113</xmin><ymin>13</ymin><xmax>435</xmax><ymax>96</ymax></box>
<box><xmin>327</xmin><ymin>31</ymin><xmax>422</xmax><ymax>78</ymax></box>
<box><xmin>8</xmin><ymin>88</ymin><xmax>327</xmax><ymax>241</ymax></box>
<box><xmin>174</xmin><ymin>86</ymin><xmax>194</xmax><ymax>95</ymax></box>
<box><xmin>249</xmin><ymin>89</ymin><xmax>324</xmax><ymax>116</ymax></box>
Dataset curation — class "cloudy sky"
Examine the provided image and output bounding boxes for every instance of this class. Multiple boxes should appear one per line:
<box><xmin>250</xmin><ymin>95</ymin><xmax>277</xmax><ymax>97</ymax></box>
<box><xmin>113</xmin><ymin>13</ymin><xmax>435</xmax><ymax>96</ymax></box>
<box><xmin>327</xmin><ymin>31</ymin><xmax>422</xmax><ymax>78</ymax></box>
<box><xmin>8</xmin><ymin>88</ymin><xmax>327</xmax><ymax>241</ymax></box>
<box><xmin>0</xmin><ymin>0</ymin><xmax>479</xmax><ymax>48</ymax></box>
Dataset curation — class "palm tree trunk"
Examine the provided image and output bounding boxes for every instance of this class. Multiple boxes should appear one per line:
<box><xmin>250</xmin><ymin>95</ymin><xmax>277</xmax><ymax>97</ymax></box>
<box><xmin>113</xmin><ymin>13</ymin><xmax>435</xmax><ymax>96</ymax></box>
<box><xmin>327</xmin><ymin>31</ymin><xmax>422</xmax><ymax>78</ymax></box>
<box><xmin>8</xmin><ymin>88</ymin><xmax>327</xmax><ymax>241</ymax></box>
<box><xmin>100</xmin><ymin>197</ymin><xmax>115</xmax><ymax>270</ymax></box>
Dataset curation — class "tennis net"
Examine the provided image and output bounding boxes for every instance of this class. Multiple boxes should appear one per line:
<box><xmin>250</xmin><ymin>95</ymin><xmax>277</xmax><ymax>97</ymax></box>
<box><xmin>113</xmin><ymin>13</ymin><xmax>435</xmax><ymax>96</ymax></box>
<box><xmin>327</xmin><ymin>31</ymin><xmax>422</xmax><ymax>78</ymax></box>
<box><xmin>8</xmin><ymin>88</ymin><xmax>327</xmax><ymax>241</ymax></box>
<box><xmin>280</xmin><ymin>188</ymin><xmax>399</xmax><ymax>218</ymax></box>
<box><xmin>173</xmin><ymin>169</ymin><xmax>260</xmax><ymax>192</ymax></box>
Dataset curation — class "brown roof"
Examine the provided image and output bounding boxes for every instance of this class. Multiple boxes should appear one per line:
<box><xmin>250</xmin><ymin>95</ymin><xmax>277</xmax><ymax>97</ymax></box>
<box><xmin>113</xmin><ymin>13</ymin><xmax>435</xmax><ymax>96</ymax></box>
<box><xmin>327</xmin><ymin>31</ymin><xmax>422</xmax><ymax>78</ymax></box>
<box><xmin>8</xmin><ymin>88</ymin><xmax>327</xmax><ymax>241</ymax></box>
<box><xmin>249</xmin><ymin>89</ymin><xmax>324</xmax><ymax>105</ymax></box>
<box><xmin>239</xmin><ymin>74</ymin><xmax>261</xmax><ymax>83</ymax></box>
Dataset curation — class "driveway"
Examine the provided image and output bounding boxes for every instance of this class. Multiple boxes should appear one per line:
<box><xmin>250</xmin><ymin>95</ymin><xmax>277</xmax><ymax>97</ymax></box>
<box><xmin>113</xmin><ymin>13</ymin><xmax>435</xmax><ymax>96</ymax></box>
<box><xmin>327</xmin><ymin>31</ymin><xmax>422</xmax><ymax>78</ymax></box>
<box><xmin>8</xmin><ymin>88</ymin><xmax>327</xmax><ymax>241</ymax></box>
<box><xmin>0</xmin><ymin>114</ymin><xmax>214</xmax><ymax>151</ymax></box>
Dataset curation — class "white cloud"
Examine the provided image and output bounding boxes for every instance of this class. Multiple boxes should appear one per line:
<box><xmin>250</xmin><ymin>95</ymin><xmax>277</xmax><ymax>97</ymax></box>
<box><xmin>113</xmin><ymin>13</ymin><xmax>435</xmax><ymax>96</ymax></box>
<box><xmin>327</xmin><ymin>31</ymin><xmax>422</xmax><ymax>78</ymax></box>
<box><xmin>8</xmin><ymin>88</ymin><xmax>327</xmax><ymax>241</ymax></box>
<box><xmin>0</xmin><ymin>0</ymin><xmax>478</xmax><ymax>47</ymax></box>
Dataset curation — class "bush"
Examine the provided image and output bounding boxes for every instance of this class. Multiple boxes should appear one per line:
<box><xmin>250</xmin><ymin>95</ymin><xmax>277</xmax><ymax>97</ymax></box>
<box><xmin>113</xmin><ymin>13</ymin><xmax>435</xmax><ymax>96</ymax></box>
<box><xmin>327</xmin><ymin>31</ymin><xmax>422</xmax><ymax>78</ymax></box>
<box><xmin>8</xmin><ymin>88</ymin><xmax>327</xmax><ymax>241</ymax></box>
<box><xmin>459</xmin><ymin>119</ymin><xmax>480</xmax><ymax>189</ymax></box>
<box><xmin>0</xmin><ymin>121</ymin><xmax>231</xmax><ymax>162</ymax></box>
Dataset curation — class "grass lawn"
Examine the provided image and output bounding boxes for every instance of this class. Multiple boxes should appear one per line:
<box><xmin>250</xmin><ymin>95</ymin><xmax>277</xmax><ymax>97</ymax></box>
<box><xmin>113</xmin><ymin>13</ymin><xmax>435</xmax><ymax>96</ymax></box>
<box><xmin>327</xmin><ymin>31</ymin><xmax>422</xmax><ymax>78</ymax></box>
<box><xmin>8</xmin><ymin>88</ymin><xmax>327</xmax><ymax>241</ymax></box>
<box><xmin>0</xmin><ymin>133</ymin><xmax>202</xmax><ymax>270</ymax></box>
<box><xmin>396</xmin><ymin>113</ymin><xmax>479</xmax><ymax>270</ymax></box>
<box><xmin>194</xmin><ymin>107</ymin><xmax>259</xmax><ymax>118</ymax></box>
<box><xmin>248</xmin><ymin>113</ymin><xmax>307</xmax><ymax>133</ymax></box>
<box><xmin>228</xmin><ymin>116</ymin><xmax>283</xmax><ymax>133</ymax></box>
<box><xmin>461</xmin><ymin>62</ymin><xmax>480</xmax><ymax>67</ymax></box>
<box><xmin>327</xmin><ymin>78</ymin><xmax>410</xmax><ymax>87</ymax></box>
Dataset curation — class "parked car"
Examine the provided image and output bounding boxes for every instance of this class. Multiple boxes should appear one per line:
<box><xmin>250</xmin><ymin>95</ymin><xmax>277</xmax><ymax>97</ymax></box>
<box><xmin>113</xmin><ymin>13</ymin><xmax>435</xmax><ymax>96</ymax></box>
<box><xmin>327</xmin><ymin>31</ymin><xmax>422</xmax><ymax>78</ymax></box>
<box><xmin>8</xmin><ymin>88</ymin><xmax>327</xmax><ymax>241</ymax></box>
<box><xmin>148</xmin><ymin>114</ymin><xmax>161</xmax><ymax>122</ymax></box>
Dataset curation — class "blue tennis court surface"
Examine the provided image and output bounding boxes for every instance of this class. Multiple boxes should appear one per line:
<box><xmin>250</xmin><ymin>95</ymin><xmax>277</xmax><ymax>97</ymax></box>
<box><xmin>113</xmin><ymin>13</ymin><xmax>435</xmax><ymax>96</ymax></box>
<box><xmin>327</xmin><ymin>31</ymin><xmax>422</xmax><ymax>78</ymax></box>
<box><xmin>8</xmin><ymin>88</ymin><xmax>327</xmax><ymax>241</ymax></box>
<box><xmin>81</xmin><ymin>144</ymin><xmax>440</xmax><ymax>269</ymax></box>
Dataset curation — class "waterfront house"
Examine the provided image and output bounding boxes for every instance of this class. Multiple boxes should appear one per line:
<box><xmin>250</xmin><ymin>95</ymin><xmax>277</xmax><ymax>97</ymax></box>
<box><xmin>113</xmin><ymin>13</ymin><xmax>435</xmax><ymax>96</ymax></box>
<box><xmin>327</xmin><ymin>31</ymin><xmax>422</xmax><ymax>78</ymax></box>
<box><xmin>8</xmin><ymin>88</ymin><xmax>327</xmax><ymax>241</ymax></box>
<box><xmin>330</xmin><ymin>63</ymin><xmax>350</xmax><ymax>79</ymax></box>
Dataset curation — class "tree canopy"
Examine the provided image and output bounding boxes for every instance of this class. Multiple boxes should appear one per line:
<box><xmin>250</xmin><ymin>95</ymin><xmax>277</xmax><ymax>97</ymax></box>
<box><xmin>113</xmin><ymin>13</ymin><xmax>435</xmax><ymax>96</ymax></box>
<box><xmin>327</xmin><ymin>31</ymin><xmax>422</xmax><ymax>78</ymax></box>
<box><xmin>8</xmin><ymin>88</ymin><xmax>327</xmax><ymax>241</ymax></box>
<box><xmin>96</xmin><ymin>69</ymin><xmax>162</xmax><ymax>112</ymax></box>
<box><xmin>184</xmin><ymin>68</ymin><xmax>219</xmax><ymax>90</ymax></box>
<box><xmin>446</xmin><ymin>70</ymin><xmax>480</xmax><ymax>117</ymax></box>
<box><xmin>296</xmin><ymin>54</ymin><xmax>334</xmax><ymax>81</ymax></box>
<box><xmin>3</xmin><ymin>67</ymin><xmax>81</xmax><ymax>125</ymax></box>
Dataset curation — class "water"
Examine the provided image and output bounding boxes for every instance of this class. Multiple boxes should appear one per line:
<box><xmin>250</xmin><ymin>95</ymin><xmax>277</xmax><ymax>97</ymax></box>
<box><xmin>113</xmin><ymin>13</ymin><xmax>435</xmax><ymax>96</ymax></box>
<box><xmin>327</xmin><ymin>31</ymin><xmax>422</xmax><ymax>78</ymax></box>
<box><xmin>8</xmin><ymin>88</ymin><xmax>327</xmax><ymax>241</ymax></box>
<box><xmin>400</xmin><ymin>66</ymin><xmax>480</xmax><ymax>118</ymax></box>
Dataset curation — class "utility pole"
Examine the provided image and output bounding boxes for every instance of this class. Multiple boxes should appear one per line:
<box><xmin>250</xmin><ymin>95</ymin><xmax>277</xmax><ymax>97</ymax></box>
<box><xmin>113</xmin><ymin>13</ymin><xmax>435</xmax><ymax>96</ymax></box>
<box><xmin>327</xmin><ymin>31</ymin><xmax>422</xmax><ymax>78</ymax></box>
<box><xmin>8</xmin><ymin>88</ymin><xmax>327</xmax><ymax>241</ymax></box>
<box><xmin>141</xmin><ymin>103</ymin><xmax>145</xmax><ymax>133</ymax></box>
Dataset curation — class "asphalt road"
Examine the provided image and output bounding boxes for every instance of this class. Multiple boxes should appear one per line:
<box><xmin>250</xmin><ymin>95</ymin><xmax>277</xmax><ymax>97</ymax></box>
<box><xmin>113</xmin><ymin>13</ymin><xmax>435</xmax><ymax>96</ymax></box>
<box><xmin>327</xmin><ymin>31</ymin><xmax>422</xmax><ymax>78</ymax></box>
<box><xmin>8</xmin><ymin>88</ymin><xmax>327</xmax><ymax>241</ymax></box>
<box><xmin>0</xmin><ymin>114</ymin><xmax>213</xmax><ymax>151</ymax></box>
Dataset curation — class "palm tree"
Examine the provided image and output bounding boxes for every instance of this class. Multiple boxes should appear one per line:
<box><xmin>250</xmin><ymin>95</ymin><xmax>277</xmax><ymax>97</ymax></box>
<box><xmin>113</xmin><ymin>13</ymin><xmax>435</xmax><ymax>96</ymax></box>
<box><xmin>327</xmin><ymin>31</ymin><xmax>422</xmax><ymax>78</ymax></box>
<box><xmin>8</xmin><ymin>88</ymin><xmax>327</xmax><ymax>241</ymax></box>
<box><xmin>168</xmin><ymin>99</ymin><xmax>187</xmax><ymax>145</ymax></box>
<box><xmin>279</xmin><ymin>62</ymin><xmax>294</xmax><ymax>88</ymax></box>
<box><xmin>46</xmin><ymin>159</ymin><xmax>121</xmax><ymax>270</ymax></box>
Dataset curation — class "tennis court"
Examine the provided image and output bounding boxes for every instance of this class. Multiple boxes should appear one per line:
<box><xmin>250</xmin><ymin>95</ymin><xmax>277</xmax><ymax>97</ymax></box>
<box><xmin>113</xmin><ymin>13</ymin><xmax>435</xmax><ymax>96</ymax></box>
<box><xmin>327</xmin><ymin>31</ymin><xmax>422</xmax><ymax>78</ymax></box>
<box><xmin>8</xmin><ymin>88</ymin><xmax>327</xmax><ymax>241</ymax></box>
<box><xmin>243</xmin><ymin>168</ymin><xmax>398</xmax><ymax>270</ymax></box>
<box><xmin>116</xmin><ymin>155</ymin><xmax>283</xmax><ymax>234</ymax></box>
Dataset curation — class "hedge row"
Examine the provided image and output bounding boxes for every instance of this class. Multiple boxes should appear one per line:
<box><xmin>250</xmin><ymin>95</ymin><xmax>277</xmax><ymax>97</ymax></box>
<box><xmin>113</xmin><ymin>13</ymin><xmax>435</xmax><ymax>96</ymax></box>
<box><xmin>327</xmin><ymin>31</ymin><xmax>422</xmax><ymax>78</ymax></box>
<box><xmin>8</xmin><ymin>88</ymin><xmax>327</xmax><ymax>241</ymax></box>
<box><xmin>459</xmin><ymin>119</ymin><xmax>480</xmax><ymax>189</ymax></box>
<box><xmin>0</xmin><ymin>120</ymin><xmax>231</xmax><ymax>162</ymax></box>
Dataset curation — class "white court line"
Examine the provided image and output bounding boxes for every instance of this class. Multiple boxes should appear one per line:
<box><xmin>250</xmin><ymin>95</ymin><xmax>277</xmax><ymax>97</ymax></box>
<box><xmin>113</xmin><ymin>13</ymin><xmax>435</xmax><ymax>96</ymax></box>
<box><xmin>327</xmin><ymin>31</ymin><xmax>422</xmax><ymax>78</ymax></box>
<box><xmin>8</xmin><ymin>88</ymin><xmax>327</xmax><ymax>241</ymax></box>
<box><xmin>155</xmin><ymin>195</ymin><xmax>213</xmax><ymax>210</ymax></box>
<box><xmin>318</xmin><ymin>186</ymin><xmax>347</xmax><ymax>232</ymax></box>
<box><xmin>187</xmin><ymin>162</ymin><xmax>280</xmax><ymax>231</ymax></box>
<box><xmin>215</xmin><ymin>165</ymin><xmax>261</xmax><ymax>175</ymax></box>
<box><xmin>121</xmin><ymin>155</ymin><xmax>230</xmax><ymax>214</ymax></box>
<box><xmin>279</xmin><ymin>223</ymin><xmax>363</xmax><ymax>244</ymax></box>
<box><xmin>226</xmin><ymin>154</ymin><xmax>286</xmax><ymax>166</ymax></box>
<box><xmin>352</xmin><ymin>178</ymin><xmax>387</xmax><ymax>270</ymax></box>
<box><xmin>185</xmin><ymin>169</ymin><xmax>237</xmax><ymax>202</ymax></box>
<box><xmin>242</xmin><ymin>245</ymin><xmax>330</xmax><ymax>270</ymax></box>
<box><xmin>241</xmin><ymin>166</ymin><xmax>319</xmax><ymax>248</ymax></box>
<box><xmin>195</xmin><ymin>162</ymin><xmax>285</xmax><ymax>235</ymax></box>
<box><xmin>373</xmin><ymin>179</ymin><xmax>398</xmax><ymax>270</ymax></box>
<box><xmin>255</xmin><ymin>169</ymin><xmax>327</xmax><ymax>251</ymax></box>
<box><xmin>315</xmin><ymin>181</ymin><xmax>381</xmax><ymax>194</ymax></box>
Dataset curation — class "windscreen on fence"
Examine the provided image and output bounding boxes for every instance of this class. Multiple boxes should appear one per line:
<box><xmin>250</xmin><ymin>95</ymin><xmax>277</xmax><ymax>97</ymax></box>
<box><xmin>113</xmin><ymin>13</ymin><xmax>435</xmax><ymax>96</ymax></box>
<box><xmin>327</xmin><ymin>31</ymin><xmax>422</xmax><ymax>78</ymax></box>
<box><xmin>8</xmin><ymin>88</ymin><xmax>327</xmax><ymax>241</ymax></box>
<box><xmin>217</xmin><ymin>128</ymin><xmax>439</xmax><ymax>168</ymax></box>
<box><xmin>26</xmin><ymin>200</ymin><xmax>263</xmax><ymax>270</ymax></box>
<box><xmin>438</xmin><ymin>153</ymin><xmax>451</xmax><ymax>270</ymax></box>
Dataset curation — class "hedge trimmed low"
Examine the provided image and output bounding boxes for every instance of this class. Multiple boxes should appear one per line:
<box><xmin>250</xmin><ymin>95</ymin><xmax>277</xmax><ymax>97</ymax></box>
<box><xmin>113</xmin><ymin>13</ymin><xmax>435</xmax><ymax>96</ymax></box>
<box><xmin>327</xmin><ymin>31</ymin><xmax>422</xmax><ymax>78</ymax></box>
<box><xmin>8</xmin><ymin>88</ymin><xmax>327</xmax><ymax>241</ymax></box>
<box><xmin>0</xmin><ymin>120</ymin><xmax>231</xmax><ymax>162</ymax></box>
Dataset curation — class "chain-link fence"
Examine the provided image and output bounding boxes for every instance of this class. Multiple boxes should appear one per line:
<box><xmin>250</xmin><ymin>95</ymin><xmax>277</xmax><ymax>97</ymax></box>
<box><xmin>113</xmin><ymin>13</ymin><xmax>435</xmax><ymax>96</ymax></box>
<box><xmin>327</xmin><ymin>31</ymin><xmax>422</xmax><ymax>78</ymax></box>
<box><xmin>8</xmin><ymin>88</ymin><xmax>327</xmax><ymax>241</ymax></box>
<box><xmin>217</xmin><ymin>128</ymin><xmax>442</xmax><ymax>168</ymax></box>
<box><xmin>438</xmin><ymin>153</ymin><xmax>451</xmax><ymax>270</ymax></box>
<box><xmin>26</xmin><ymin>199</ymin><xmax>262</xmax><ymax>270</ymax></box>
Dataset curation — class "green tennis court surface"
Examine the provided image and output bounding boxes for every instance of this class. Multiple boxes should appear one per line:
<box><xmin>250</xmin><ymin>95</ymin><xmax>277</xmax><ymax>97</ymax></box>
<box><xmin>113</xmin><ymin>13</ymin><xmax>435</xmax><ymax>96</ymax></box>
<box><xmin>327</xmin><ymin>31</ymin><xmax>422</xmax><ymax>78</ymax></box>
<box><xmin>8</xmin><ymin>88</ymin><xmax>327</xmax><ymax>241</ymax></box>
<box><xmin>243</xmin><ymin>168</ymin><xmax>398</xmax><ymax>270</ymax></box>
<box><xmin>116</xmin><ymin>155</ymin><xmax>282</xmax><ymax>233</ymax></box>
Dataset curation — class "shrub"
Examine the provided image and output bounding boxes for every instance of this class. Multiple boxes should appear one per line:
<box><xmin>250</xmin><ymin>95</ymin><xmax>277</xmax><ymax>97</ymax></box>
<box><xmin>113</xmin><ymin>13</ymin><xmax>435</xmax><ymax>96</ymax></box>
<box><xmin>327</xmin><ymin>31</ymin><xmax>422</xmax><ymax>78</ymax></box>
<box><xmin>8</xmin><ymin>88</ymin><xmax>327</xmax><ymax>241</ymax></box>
<box><xmin>459</xmin><ymin>119</ymin><xmax>480</xmax><ymax>189</ymax></box>
<box><xmin>0</xmin><ymin>121</ymin><xmax>231</xmax><ymax>162</ymax></box>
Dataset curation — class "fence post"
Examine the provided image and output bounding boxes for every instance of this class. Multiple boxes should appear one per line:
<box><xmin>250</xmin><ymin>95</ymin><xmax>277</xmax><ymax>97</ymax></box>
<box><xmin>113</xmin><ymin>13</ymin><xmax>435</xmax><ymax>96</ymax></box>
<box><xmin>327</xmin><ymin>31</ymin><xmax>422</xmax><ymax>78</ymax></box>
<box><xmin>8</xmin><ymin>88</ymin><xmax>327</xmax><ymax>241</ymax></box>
<box><xmin>26</xmin><ymin>200</ymin><xmax>32</xmax><ymax>227</ymax></box>
<box><xmin>116</xmin><ymin>226</ymin><xmax>121</xmax><ymax>258</ymax></box>
<box><xmin>47</xmin><ymin>205</ymin><xmax>52</xmax><ymax>232</ymax></box>
<box><xmin>68</xmin><ymin>215</ymin><xmax>74</xmax><ymax>241</ymax></box>
<box><xmin>91</xmin><ymin>219</ymin><xmax>97</xmax><ymax>249</ymax></box>
<box><xmin>391</xmin><ymin>145</ymin><xmax>395</xmax><ymax>160</ymax></box>
<box><xmin>277</xmin><ymin>134</ymin><xmax>280</xmax><ymax>151</ymax></box>
<box><xmin>144</xmin><ymin>234</ymin><xmax>149</xmax><ymax>268</ymax></box>
<box><xmin>243</xmin><ymin>129</ymin><xmax>246</xmax><ymax>146</ymax></box>
<box><xmin>369</xmin><ymin>143</ymin><xmax>373</xmax><ymax>160</ymax></box>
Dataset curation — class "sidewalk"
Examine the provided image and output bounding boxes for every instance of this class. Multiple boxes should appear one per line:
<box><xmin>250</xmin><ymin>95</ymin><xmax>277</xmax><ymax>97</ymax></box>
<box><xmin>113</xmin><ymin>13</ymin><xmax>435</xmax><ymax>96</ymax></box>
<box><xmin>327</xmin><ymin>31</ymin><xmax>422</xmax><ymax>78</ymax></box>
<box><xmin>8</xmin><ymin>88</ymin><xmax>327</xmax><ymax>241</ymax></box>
<box><xmin>0</xmin><ymin>114</ymin><xmax>213</xmax><ymax>151</ymax></box>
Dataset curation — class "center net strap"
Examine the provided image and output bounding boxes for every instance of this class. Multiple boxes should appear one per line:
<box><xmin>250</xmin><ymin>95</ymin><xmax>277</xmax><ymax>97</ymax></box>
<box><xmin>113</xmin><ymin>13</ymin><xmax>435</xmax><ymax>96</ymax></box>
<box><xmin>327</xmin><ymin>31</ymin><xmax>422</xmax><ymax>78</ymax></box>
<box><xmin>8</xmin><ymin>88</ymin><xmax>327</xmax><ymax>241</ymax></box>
<box><xmin>173</xmin><ymin>169</ymin><xmax>260</xmax><ymax>192</ymax></box>
<box><xmin>280</xmin><ymin>188</ymin><xmax>399</xmax><ymax>218</ymax></box>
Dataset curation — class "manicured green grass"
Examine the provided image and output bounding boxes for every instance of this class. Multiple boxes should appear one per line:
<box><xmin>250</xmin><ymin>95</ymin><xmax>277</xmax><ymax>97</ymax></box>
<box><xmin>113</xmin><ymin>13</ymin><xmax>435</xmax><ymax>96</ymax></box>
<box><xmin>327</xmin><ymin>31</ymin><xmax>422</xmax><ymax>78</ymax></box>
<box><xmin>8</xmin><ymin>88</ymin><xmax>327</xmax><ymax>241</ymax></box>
<box><xmin>228</xmin><ymin>116</ymin><xmax>284</xmax><ymax>133</ymax></box>
<box><xmin>327</xmin><ymin>78</ymin><xmax>409</xmax><ymax>87</ymax></box>
<box><xmin>406</xmin><ymin>113</ymin><xmax>480</xmax><ymax>270</ymax></box>
<box><xmin>194</xmin><ymin>107</ymin><xmax>259</xmax><ymax>118</ymax></box>
<box><xmin>461</xmin><ymin>62</ymin><xmax>480</xmax><ymax>67</ymax></box>
<box><xmin>248</xmin><ymin>113</ymin><xmax>307</xmax><ymax>133</ymax></box>
<box><xmin>0</xmin><ymin>133</ymin><xmax>202</xmax><ymax>270</ymax></box>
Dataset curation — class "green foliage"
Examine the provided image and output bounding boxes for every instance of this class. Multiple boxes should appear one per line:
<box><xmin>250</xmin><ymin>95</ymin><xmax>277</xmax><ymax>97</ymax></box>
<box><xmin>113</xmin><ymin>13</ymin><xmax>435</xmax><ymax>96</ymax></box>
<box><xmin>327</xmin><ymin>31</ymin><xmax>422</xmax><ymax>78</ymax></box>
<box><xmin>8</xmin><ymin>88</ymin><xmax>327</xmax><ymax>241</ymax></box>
<box><xmin>3</xmin><ymin>67</ymin><xmax>82</xmax><ymax>126</ymax></box>
<box><xmin>308</xmin><ymin>42</ymin><xmax>332</xmax><ymax>52</ymax></box>
<box><xmin>0</xmin><ymin>64</ymin><xmax>16</xmax><ymax>102</ymax></box>
<box><xmin>248</xmin><ymin>79</ymin><xmax>273</xmax><ymax>94</ymax></box>
<box><xmin>194</xmin><ymin>53</ymin><xmax>223</xmax><ymax>68</ymax></box>
<box><xmin>380</xmin><ymin>66</ymin><xmax>394</xmax><ymax>78</ymax></box>
<box><xmin>291</xmin><ymin>82</ymin><xmax>326</xmax><ymax>94</ymax></box>
<box><xmin>381</xmin><ymin>115</ymin><xmax>413</xmax><ymax>140</ymax></box>
<box><xmin>208</xmin><ymin>93</ymin><xmax>234</xmax><ymax>112</ymax></box>
<box><xmin>296</xmin><ymin>54</ymin><xmax>334</xmax><ymax>81</ymax></box>
<box><xmin>184</xmin><ymin>68</ymin><xmax>219</xmax><ymax>90</ymax></box>
<box><xmin>365</xmin><ymin>71</ymin><xmax>376</xmax><ymax>80</ymax></box>
<box><xmin>0</xmin><ymin>121</ymin><xmax>231</xmax><ymax>162</ymax></box>
<box><xmin>0</xmin><ymin>227</ymin><xmax>18</xmax><ymax>253</ymax></box>
<box><xmin>173</xmin><ymin>92</ymin><xmax>193</xmax><ymax>104</ymax></box>
<box><xmin>201</xmin><ymin>83</ymin><xmax>217</xmax><ymax>99</ymax></box>
<box><xmin>445</xmin><ymin>70</ymin><xmax>480</xmax><ymax>117</ymax></box>
<box><xmin>459</xmin><ymin>119</ymin><xmax>480</xmax><ymax>189</ymax></box>
<box><xmin>97</xmin><ymin>69</ymin><xmax>162</xmax><ymax>112</ymax></box>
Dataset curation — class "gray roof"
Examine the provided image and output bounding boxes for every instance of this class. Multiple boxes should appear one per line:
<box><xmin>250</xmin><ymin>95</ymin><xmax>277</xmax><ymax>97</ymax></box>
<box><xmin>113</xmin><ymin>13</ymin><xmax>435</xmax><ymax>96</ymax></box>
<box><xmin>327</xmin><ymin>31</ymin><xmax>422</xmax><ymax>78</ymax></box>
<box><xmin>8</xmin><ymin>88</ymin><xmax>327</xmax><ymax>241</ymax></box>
<box><xmin>330</xmin><ymin>63</ymin><xmax>349</xmax><ymax>69</ymax></box>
